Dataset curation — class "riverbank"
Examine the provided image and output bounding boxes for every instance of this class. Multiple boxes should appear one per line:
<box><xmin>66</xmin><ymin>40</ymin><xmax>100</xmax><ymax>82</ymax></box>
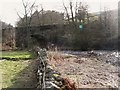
<box><xmin>47</xmin><ymin>51</ymin><xmax>119</xmax><ymax>88</ymax></box>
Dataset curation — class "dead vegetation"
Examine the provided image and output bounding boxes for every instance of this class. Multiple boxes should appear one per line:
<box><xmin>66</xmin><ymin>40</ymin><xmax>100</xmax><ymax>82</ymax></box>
<box><xmin>47</xmin><ymin>48</ymin><xmax>119</xmax><ymax>88</ymax></box>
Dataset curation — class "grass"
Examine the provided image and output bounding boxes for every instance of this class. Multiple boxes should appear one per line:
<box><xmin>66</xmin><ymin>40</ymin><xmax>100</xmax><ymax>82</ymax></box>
<box><xmin>0</xmin><ymin>50</ymin><xmax>38</xmax><ymax>88</ymax></box>
<box><xmin>0</xmin><ymin>60</ymin><xmax>28</xmax><ymax>88</ymax></box>
<box><xmin>0</xmin><ymin>59</ymin><xmax>37</xmax><ymax>88</ymax></box>
<box><xmin>0</xmin><ymin>50</ymin><xmax>37</xmax><ymax>59</ymax></box>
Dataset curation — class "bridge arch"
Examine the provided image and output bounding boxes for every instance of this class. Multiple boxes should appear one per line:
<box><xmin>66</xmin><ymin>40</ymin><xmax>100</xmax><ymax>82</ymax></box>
<box><xmin>31</xmin><ymin>34</ymin><xmax>48</xmax><ymax>48</ymax></box>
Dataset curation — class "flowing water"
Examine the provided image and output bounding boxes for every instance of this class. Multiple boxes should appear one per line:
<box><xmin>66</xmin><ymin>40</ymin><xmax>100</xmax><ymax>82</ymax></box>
<box><xmin>62</xmin><ymin>50</ymin><xmax>120</xmax><ymax>66</ymax></box>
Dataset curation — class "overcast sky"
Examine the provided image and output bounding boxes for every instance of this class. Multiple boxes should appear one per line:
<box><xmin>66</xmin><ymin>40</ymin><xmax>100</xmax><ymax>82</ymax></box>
<box><xmin>0</xmin><ymin>0</ymin><xmax>119</xmax><ymax>26</ymax></box>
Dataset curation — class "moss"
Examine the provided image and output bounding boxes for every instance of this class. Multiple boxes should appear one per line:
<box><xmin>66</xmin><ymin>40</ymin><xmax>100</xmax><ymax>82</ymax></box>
<box><xmin>0</xmin><ymin>51</ymin><xmax>37</xmax><ymax>59</ymax></box>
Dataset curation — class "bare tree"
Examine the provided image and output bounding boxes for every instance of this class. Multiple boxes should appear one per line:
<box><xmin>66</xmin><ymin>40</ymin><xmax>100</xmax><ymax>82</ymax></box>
<box><xmin>100</xmin><ymin>7</ymin><xmax>112</xmax><ymax>37</ymax></box>
<box><xmin>16</xmin><ymin>0</ymin><xmax>37</xmax><ymax>48</ymax></box>
<box><xmin>63</xmin><ymin>2</ymin><xmax>70</xmax><ymax>24</ymax></box>
<box><xmin>41</xmin><ymin>5</ymin><xmax>44</xmax><ymax>25</ymax></box>
<box><xmin>75</xmin><ymin>1</ymin><xmax>78</xmax><ymax>24</ymax></box>
<box><xmin>34</xmin><ymin>5</ymin><xmax>44</xmax><ymax>25</ymax></box>
<box><xmin>70</xmin><ymin>1</ymin><xmax>75</xmax><ymax>26</ymax></box>
<box><xmin>17</xmin><ymin>0</ymin><xmax>37</xmax><ymax>27</ymax></box>
<box><xmin>63</xmin><ymin>1</ymin><xmax>89</xmax><ymax>29</ymax></box>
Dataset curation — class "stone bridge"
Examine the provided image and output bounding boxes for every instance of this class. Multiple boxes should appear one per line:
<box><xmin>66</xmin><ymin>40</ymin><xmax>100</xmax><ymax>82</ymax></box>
<box><xmin>15</xmin><ymin>24</ymin><xmax>67</xmax><ymax>48</ymax></box>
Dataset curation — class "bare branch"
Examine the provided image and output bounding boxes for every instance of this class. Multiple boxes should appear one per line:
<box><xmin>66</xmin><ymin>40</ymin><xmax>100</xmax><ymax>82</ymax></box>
<box><xmin>70</xmin><ymin>1</ymin><xmax>75</xmax><ymax>25</ymax></box>
<box><xmin>63</xmin><ymin>2</ymin><xmax>70</xmax><ymax>24</ymax></box>
<box><xmin>16</xmin><ymin>11</ymin><xmax>25</xmax><ymax>26</ymax></box>
<box><xmin>28</xmin><ymin>0</ymin><xmax>37</xmax><ymax>26</ymax></box>
<box><xmin>75</xmin><ymin>1</ymin><xmax>78</xmax><ymax>23</ymax></box>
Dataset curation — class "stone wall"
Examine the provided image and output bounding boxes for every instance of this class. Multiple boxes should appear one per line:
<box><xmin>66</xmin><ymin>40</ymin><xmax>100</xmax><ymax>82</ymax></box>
<box><xmin>36</xmin><ymin>48</ymin><xmax>76</xmax><ymax>90</ymax></box>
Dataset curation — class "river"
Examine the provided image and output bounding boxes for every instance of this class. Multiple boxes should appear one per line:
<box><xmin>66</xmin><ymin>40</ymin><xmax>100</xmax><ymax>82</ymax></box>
<box><xmin>62</xmin><ymin>50</ymin><xmax>120</xmax><ymax>66</ymax></box>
